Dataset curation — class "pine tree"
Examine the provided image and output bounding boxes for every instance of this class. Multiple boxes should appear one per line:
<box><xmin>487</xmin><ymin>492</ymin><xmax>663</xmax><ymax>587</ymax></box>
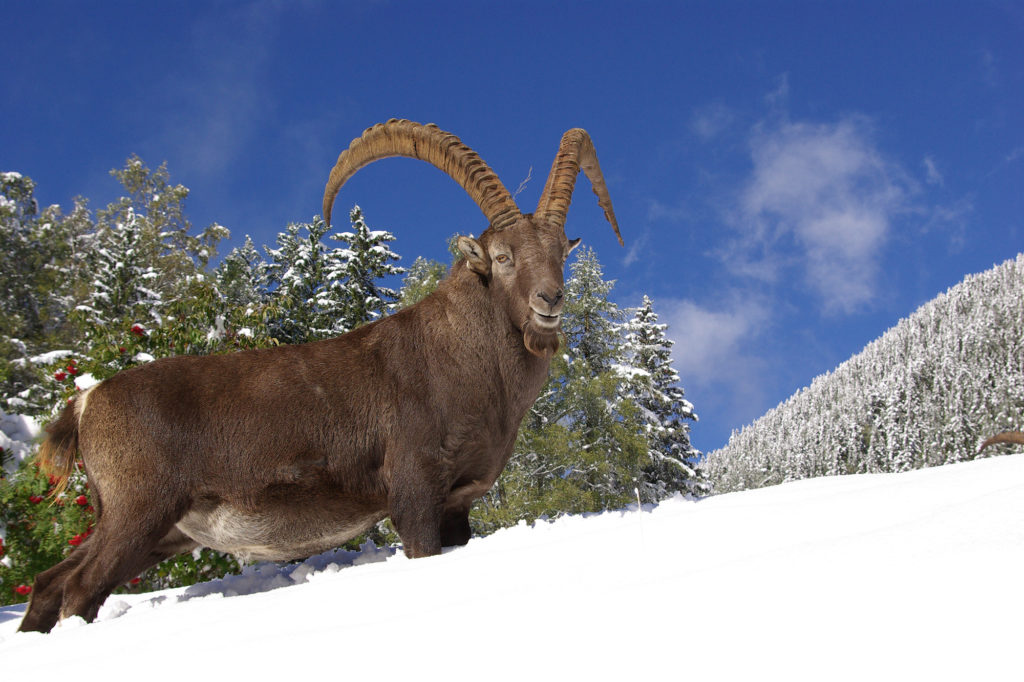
<box><xmin>74</xmin><ymin>158</ymin><xmax>229</xmax><ymax>345</ymax></box>
<box><xmin>215</xmin><ymin>236</ymin><xmax>267</xmax><ymax>309</ymax></box>
<box><xmin>621</xmin><ymin>295</ymin><xmax>707</xmax><ymax>498</ymax></box>
<box><xmin>397</xmin><ymin>256</ymin><xmax>448</xmax><ymax>309</ymax></box>
<box><xmin>475</xmin><ymin>247</ymin><xmax>649</xmax><ymax>529</ymax></box>
<box><xmin>1</xmin><ymin>173</ymin><xmax>93</xmax><ymax>414</ymax></box>
<box><xmin>264</xmin><ymin>217</ymin><xmax>350</xmax><ymax>343</ymax></box>
<box><xmin>561</xmin><ymin>246</ymin><xmax>623</xmax><ymax>373</ymax></box>
<box><xmin>333</xmin><ymin>205</ymin><xmax>404</xmax><ymax>328</ymax></box>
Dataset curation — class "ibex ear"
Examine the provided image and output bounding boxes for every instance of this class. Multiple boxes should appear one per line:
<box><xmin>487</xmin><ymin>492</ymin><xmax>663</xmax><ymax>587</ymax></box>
<box><xmin>457</xmin><ymin>236</ymin><xmax>490</xmax><ymax>276</ymax></box>
<box><xmin>568</xmin><ymin>237</ymin><xmax>581</xmax><ymax>255</ymax></box>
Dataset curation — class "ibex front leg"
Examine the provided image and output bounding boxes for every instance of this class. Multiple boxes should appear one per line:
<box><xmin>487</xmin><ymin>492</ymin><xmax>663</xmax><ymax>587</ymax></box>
<box><xmin>387</xmin><ymin>448</ymin><xmax>450</xmax><ymax>559</ymax></box>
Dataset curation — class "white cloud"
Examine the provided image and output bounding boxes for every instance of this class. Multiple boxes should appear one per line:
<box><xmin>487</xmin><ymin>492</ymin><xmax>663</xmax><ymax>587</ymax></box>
<box><xmin>660</xmin><ymin>296</ymin><xmax>770</xmax><ymax>389</ymax></box>
<box><xmin>731</xmin><ymin>116</ymin><xmax>912</xmax><ymax>314</ymax></box>
<box><xmin>622</xmin><ymin>229</ymin><xmax>648</xmax><ymax>267</ymax></box>
<box><xmin>923</xmin><ymin>156</ymin><xmax>944</xmax><ymax>186</ymax></box>
<box><xmin>659</xmin><ymin>295</ymin><xmax>776</xmax><ymax>445</ymax></box>
<box><xmin>690</xmin><ymin>102</ymin><xmax>735</xmax><ymax>141</ymax></box>
<box><xmin>764</xmin><ymin>73</ymin><xmax>790</xmax><ymax>110</ymax></box>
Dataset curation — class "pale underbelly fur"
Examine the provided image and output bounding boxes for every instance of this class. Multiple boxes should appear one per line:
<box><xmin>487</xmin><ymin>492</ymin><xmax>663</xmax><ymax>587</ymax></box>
<box><xmin>175</xmin><ymin>504</ymin><xmax>384</xmax><ymax>562</ymax></box>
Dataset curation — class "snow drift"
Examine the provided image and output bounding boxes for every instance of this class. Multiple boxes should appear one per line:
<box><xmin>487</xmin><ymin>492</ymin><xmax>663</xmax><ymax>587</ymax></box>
<box><xmin>2</xmin><ymin>454</ymin><xmax>1021</xmax><ymax>679</ymax></box>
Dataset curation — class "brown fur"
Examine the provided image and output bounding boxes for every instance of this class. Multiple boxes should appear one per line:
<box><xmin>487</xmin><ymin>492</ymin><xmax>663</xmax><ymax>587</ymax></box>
<box><xmin>36</xmin><ymin>396</ymin><xmax>80</xmax><ymax>499</ymax></box>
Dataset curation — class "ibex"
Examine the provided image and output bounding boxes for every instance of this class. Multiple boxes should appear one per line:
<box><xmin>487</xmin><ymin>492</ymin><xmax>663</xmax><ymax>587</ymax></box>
<box><xmin>978</xmin><ymin>431</ymin><xmax>1024</xmax><ymax>454</ymax></box>
<box><xmin>19</xmin><ymin>120</ymin><xmax>622</xmax><ymax>632</ymax></box>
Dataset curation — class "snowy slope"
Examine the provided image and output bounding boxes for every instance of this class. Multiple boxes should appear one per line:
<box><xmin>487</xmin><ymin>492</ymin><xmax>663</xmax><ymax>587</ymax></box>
<box><xmin>2</xmin><ymin>455</ymin><xmax>1022</xmax><ymax>680</ymax></box>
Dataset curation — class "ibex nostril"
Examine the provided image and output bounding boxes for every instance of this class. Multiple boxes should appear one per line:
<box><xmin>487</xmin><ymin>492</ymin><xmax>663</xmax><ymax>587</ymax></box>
<box><xmin>538</xmin><ymin>290</ymin><xmax>562</xmax><ymax>306</ymax></box>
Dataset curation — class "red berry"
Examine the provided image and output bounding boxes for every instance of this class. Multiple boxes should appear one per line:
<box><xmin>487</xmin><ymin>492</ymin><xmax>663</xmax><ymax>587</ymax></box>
<box><xmin>75</xmin><ymin>494</ymin><xmax>88</xmax><ymax>506</ymax></box>
<box><xmin>129</xmin><ymin>577</ymin><xmax>141</xmax><ymax>585</ymax></box>
<box><xmin>69</xmin><ymin>535</ymin><xmax>82</xmax><ymax>546</ymax></box>
<box><xmin>118</xmin><ymin>346</ymin><xmax>126</xmax><ymax>353</ymax></box>
<box><xmin>67</xmin><ymin>365</ymin><xmax>79</xmax><ymax>375</ymax></box>
<box><xmin>54</xmin><ymin>370</ymin><xmax>67</xmax><ymax>381</ymax></box>
<box><xmin>29</xmin><ymin>495</ymin><xmax>43</xmax><ymax>504</ymax></box>
<box><xmin>131</xmin><ymin>324</ymin><xmax>145</xmax><ymax>336</ymax></box>
<box><xmin>14</xmin><ymin>585</ymin><xmax>32</xmax><ymax>596</ymax></box>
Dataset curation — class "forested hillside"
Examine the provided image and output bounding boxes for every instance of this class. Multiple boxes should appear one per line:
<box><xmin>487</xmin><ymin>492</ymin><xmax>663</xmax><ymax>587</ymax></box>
<box><xmin>705</xmin><ymin>254</ymin><xmax>1024</xmax><ymax>494</ymax></box>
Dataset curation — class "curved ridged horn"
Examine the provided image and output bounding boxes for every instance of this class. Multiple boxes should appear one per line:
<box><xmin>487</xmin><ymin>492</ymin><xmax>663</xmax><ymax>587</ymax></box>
<box><xmin>323</xmin><ymin>119</ymin><xmax>521</xmax><ymax>231</ymax></box>
<box><xmin>978</xmin><ymin>431</ymin><xmax>1024</xmax><ymax>454</ymax></box>
<box><xmin>535</xmin><ymin>128</ymin><xmax>623</xmax><ymax>246</ymax></box>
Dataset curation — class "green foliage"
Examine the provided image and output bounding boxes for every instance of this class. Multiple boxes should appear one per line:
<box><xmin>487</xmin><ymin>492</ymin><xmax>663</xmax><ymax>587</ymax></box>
<box><xmin>473</xmin><ymin>247</ymin><xmax>702</xmax><ymax>532</ymax></box>
<box><xmin>333</xmin><ymin>205</ymin><xmax>404</xmax><ymax>327</ymax></box>
<box><xmin>0</xmin><ymin>461</ymin><xmax>95</xmax><ymax>605</ymax></box>
<box><xmin>397</xmin><ymin>256</ymin><xmax>448</xmax><ymax>309</ymax></box>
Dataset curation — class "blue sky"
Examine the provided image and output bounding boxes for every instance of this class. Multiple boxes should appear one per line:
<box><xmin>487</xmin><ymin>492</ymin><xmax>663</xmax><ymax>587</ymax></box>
<box><xmin>3</xmin><ymin>1</ymin><xmax>1022</xmax><ymax>452</ymax></box>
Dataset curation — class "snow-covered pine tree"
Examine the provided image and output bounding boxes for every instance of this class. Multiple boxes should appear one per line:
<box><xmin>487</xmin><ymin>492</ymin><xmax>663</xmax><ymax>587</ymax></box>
<box><xmin>215</xmin><ymin>235</ymin><xmax>267</xmax><ymax>309</ymax></box>
<box><xmin>264</xmin><ymin>217</ymin><xmax>350</xmax><ymax>343</ymax></box>
<box><xmin>332</xmin><ymin>205</ymin><xmax>404</xmax><ymax>328</ymax></box>
<box><xmin>0</xmin><ymin>173</ymin><xmax>91</xmax><ymax>351</ymax></box>
<box><xmin>74</xmin><ymin>157</ymin><xmax>229</xmax><ymax>344</ymax></box>
<box><xmin>397</xmin><ymin>256</ymin><xmax>448</xmax><ymax>309</ymax></box>
<box><xmin>620</xmin><ymin>295</ymin><xmax>707</xmax><ymax>498</ymax></box>
<box><xmin>1</xmin><ymin>173</ymin><xmax>94</xmax><ymax>414</ymax></box>
<box><xmin>76</xmin><ymin>205</ymin><xmax>163</xmax><ymax>334</ymax></box>
<box><xmin>476</xmin><ymin>246</ymin><xmax>649</xmax><ymax>529</ymax></box>
<box><xmin>561</xmin><ymin>246</ymin><xmax>623</xmax><ymax>373</ymax></box>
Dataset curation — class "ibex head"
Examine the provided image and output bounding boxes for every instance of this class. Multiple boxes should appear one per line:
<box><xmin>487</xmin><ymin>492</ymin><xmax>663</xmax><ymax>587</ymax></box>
<box><xmin>322</xmin><ymin>119</ymin><xmax>623</xmax><ymax>357</ymax></box>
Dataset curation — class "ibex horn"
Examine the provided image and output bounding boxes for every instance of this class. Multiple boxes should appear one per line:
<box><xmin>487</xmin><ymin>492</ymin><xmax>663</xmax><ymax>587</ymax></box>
<box><xmin>978</xmin><ymin>431</ymin><xmax>1024</xmax><ymax>454</ymax></box>
<box><xmin>323</xmin><ymin>119</ymin><xmax>521</xmax><ymax>232</ymax></box>
<box><xmin>535</xmin><ymin>128</ymin><xmax>623</xmax><ymax>246</ymax></box>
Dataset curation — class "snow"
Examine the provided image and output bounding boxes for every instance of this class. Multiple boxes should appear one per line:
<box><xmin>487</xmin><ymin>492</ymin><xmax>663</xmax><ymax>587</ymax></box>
<box><xmin>1</xmin><ymin>454</ymin><xmax>1021</xmax><ymax>678</ymax></box>
<box><xmin>0</xmin><ymin>408</ymin><xmax>41</xmax><ymax>475</ymax></box>
<box><xmin>9</xmin><ymin>348</ymin><xmax>75</xmax><ymax>368</ymax></box>
<box><xmin>74</xmin><ymin>373</ymin><xmax>101</xmax><ymax>391</ymax></box>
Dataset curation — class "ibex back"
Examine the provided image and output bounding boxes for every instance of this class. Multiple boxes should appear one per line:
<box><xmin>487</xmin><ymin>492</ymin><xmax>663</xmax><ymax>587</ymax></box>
<box><xmin>20</xmin><ymin>119</ymin><xmax>623</xmax><ymax>633</ymax></box>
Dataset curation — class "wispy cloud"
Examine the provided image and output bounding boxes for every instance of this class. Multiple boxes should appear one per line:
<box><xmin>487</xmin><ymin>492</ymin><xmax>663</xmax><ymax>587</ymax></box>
<box><xmin>660</xmin><ymin>296</ymin><xmax>771</xmax><ymax>389</ymax></box>
<box><xmin>659</xmin><ymin>295</ymin><xmax>775</xmax><ymax>446</ymax></box>
<box><xmin>980</xmin><ymin>48</ymin><xmax>999</xmax><ymax>88</ymax></box>
<box><xmin>923</xmin><ymin>156</ymin><xmax>944</xmax><ymax>186</ymax></box>
<box><xmin>764</xmin><ymin>73</ymin><xmax>790</xmax><ymax>111</ymax></box>
<box><xmin>152</xmin><ymin>2</ymin><xmax>285</xmax><ymax>179</ymax></box>
<box><xmin>690</xmin><ymin>102</ymin><xmax>735</xmax><ymax>141</ymax></box>
<box><xmin>729</xmin><ymin>116</ymin><xmax>913</xmax><ymax>314</ymax></box>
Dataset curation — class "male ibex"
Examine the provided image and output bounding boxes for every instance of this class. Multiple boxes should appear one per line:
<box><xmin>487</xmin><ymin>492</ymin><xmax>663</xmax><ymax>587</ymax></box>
<box><xmin>19</xmin><ymin>120</ymin><xmax>622</xmax><ymax>632</ymax></box>
<box><xmin>978</xmin><ymin>431</ymin><xmax>1024</xmax><ymax>454</ymax></box>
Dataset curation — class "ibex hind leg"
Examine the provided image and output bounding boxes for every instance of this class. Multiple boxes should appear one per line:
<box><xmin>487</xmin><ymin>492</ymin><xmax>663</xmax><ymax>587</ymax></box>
<box><xmin>18</xmin><ymin>541</ymin><xmax>91</xmax><ymax>632</ymax></box>
<box><xmin>53</xmin><ymin>497</ymin><xmax>192</xmax><ymax>627</ymax></box>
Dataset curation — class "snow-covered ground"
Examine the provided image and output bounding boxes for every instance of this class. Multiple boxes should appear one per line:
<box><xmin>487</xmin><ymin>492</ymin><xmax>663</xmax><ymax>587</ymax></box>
<box><xmin>2</xmin><ymin>454</ymin><xmax>1021</xmax><ymax>679</ymax></box>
